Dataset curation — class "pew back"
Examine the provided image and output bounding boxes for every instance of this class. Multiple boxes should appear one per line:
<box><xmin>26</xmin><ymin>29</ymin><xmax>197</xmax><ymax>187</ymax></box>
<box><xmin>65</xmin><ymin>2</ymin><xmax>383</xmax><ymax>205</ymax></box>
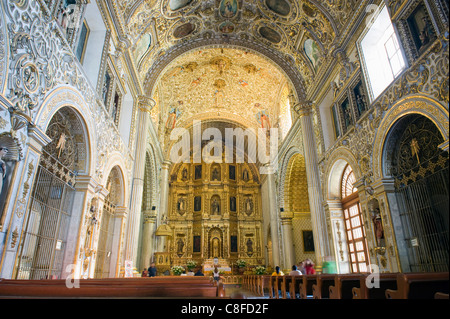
<box><xmin>385</xmin><ymin>272</ymin><xmax>449</xmax><ymax>299</ymax></box>
<box><xmin>0</xmin><ymin>277</ymin><xmax>224</xmax><ymax>298</ymax></box>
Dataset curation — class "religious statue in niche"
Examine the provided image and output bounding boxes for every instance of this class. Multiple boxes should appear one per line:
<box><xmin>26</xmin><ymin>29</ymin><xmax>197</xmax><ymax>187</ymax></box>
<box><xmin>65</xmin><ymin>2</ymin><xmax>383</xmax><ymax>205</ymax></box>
<box><xmin>181</xmin><ymin>167</ymin><xmax>188</xmax><ymax>181</ymax></box>
<box><xmin>229</xmin><ymin>196</ymin><xmax>236</xmax><ymax>212</ymax></box>
<box><xmin>177</xmin><ymin>197</ymin><xmax>186</xmax><ymax>215</ymax></box>
<box><xmin>84</xmin><ymin>200</ymin><xmax>98</xmax><ymax>259</ymax></box>
<box><xmin>246</xmin><ymin>238</ymin><xmax>254</xmax><ymax>257</ymax></box>
<box><xmin>368</xmin><ymin>199</ymin><xmax>385</xmax><ymax>247</ymax></box>
<box><xmin>211</xmin><ymin>197</ymin><xmax>220</xmax><ymax>215</ymax></box>
<box><xmin>0</xmin><ymin>147</ymin><xmax>8</xmax><ymax>195</ymax></box>
<box><xmin>244</xmin><ymin>197</ymin><xmax>253</xmax><ymax>216</ymax></box>
<box><xmin>56</xmin><ymin>133</ymin><xmax>67</xmax><ymax>158</ymax></box>
<box><xmin>177</xmin><ymin>238</ymin><xmax>185</xmax><ymax>257</ymax></box>
<box><xmin>195</xmin><ymin>165</ymin><xmax>202</xmax><ymax>179</ymax></box>
<box><xmin>211</xmin><ymin>167</ymin><xmax>220</xmax><ymax>181</ymax></box>
<box><xmin>242</xmin><ymin>169</ymin><xmax>249</xmax><ymax>182</ymax></box>
<box><xmin>212</xmin><ymin>237</ymin><xmax>221</xmax><ymax>258</ymax></box>
<box><xmin>194</xmin><ymin>196</ymin><xmax>201</xmax><ymax>211</ymax></box>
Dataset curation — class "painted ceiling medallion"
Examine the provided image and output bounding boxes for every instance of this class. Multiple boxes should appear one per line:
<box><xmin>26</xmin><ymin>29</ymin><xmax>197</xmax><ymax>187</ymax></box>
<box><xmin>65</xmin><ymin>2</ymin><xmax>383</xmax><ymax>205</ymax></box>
<box><xmin>219</xmin><ymin>21</ymin><xmax>235</xmax><ymax>34</ymax></box>
<box><xmin>173</xmin><ymin>22</ymin><xmax>195</xmax><ymax>39</ymax></box>
<box><xmin>265</xmin><ymin>0</ymin><xmax>291</xmax><ymax>17</ymax></box>
<box><xmin>219</xmin><ymin>0</ymin><xmax>238</xmax><ymax>19</ymax></box>
<box><xmin>259</xmin><ymin>26</ymin><xmax>282</xmax><ymax>44</ymax></box>
<box><xmin>169</xmin><ymin>0</ymin><xmax>192</xmax><ymax>11</ymax></box>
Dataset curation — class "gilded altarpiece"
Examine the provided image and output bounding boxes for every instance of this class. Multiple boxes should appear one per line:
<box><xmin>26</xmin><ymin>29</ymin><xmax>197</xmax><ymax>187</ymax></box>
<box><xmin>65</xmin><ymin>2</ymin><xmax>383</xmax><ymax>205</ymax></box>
<box><xmin>166</xmin><ymin>157</ymin><xmax>263</xmax><ymax>271</ymax></box>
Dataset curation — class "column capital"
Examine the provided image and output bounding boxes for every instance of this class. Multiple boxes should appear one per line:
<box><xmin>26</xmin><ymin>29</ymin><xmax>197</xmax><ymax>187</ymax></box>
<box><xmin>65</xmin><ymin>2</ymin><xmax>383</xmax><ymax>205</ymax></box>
<box><xmin>280</xmin><ymin>211</ymin><xmax>294</xmax><ymax>223</ymax></box>
<box><xmin>114</xmin><ymin>206</ymin><xmax>129</xmax><ymax>218</ymax></box>
<box><xmin>137</xmin><ymin>95</ymin><xmax>156</xmax><ymax>113</ymax></box>
<box><xmin>162</xmin><ymin>160</ymin><xmax>172</xmax><ymax>169</ymax></box>
<box><xmin>293</xmin><ymin>100</ymin><xmax>313</xmax><ymax>117</ymax></box>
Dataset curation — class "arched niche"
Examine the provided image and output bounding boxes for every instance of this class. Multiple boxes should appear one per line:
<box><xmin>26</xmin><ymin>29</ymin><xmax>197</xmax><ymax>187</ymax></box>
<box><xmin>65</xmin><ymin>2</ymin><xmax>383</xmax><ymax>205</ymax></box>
<box><xmin>380</xmin><ymin>112</ymin><xmax>448</xmax><ymax>272</ymax></box>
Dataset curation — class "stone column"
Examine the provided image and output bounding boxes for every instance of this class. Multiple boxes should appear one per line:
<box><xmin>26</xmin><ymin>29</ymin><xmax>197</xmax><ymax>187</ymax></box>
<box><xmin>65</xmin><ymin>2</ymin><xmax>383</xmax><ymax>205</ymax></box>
<box><xmin>157</xmin><ymin>160</ymin><xmax>171</xmax><ymax>252</ymax></box>
<box><xmin>123</xmin><ymin>96</ymin><xmax>155</xmax><ymax>268</ymax></box>
<box><xmin>280</xmin><ymin>211</ymin><xmax>295</xmax><ymax>269</ymax></box>
<box><xmin>265</xmin><ymin>164</ymin><xmax>281</xmax><ymax>267</ymax></box>
<box><xmin>140</xmin><ymin>209</ymin><xmax>157</xmax><ymax>270</ymax></box>
<box><xmin>294</xmin><ymin>101</ymin><xmax>330</xmax><ymax>268</ymax></box>
<box><xmin>113</xmin><ymin>206</ymin><xmax>128</xmax><ymax>277</ymax></box>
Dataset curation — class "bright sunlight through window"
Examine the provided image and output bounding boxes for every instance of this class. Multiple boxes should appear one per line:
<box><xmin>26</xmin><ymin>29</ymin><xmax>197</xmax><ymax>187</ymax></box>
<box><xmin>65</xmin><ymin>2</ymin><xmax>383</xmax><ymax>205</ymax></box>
<box><xmin>360</xmin><ymin>6</ymin><xmax>406</xmax><ymax>101</ymax></box>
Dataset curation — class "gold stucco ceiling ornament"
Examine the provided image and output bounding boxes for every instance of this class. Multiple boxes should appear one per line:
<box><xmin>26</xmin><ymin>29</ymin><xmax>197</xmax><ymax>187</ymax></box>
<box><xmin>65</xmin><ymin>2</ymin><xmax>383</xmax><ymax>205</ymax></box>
<box><xmin>209</xmin><ymin>56</ymin><xmax>232</xmax><ymax>75</ymax></box>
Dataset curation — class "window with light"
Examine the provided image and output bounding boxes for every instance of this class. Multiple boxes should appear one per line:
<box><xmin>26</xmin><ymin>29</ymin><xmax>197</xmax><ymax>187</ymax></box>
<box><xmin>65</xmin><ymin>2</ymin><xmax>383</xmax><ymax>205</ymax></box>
<box><xmin>359</xmin><ymin>6</ymin><xmax>406</xmax><ymax>101</ymax></box>
<box><xmin>341</xmin><ymin>165</ymin><xmax>370</xmax><ymax>273</ymax></box>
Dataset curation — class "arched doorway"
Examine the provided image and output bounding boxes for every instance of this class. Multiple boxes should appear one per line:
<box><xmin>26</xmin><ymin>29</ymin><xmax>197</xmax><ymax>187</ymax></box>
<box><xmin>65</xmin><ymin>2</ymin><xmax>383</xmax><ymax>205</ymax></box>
<box><xmin>15</xmin><ymin>106</ymin><xmax>88</xmax><ymax>279</ymax></box>
<box><xmin>94</xmin><ymin>166</ymin><xmax>123</xmax><ymax>278</ymax></box>
<box><xmin>384</xmin><ymin>114</ymin><xmax>449</xmax><ymax>272</ymax></box>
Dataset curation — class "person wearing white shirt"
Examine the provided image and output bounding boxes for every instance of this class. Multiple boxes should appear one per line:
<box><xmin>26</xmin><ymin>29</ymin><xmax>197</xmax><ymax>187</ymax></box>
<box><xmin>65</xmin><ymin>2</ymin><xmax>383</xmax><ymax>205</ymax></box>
<box><xmin>288</xmin><ymin>265</ymin><xmax>302</xmax><ymax>276</ymax></box>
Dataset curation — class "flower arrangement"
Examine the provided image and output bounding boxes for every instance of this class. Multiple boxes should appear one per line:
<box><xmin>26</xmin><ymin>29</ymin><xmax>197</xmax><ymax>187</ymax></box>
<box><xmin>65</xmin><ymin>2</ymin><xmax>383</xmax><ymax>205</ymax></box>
<box><xmin>254</xmin><ymin>266</ymin><xmax>266</xmax><ymax>275</ymax></box>
<box><xmin>236</xmin><ymin>259</ymin><xmax>247</xmax><ymax>268</ymax></box>
<box><xmin>186</xmin><ymin>260</ymin><xmax>197</xmax><ymax>270</ymax></box>
<box><xmin>171</xmin><ymin>265</ymin><xmax>185</xmax><ymax>275</ymax></box>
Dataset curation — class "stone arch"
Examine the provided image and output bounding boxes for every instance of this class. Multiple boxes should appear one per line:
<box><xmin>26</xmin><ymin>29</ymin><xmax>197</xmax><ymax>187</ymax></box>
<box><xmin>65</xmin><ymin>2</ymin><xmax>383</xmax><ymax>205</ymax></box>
<box><xmin>284</xmin><ymin>153</ymin><xmax>310</xmax><ymax>214</ymax></box>
<box><xmin>143</xmin><ymin>35</ymin><xmax>308</xmax><ymax>106</ymax></box>
<box><xmin>101</xmin><ymin>155</ymin><xmax>128</xmax><ymax>207</ymax></box>
<box><xmin>36</xmin><ymin>87</ymin><xmax>95</xmax><ymax>176</ymax></box>
<box><xmin>325</xmin><ymin>147</ymin><xmax>361</xmax><ymax>200</ymax></box>
<box><xmin>373</xmin><ymin>96</ymin><xmax>449</xmax><ymax>273</ymax></box>
<box><xmin>143</xmin><ymin>145</ymin><xmax>159</xmax><ymax>210</ymax></box>
<box><xmin>277</xmin><ymin>146</ymin><xmax>302</xmax><ymax>210</ymax></box>
<box><xmin>373</xmin><ymin>96</ymin><xmax>449</xmax><ymax>180</ymax></box>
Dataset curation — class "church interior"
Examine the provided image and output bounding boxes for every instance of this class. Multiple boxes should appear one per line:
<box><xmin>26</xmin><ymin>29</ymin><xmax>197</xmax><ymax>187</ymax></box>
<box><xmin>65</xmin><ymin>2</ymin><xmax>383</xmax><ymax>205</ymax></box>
<box><xmin>0</xmin><ymin>0</ymin><xmax>448</xmax><ymax>299</ymax></box>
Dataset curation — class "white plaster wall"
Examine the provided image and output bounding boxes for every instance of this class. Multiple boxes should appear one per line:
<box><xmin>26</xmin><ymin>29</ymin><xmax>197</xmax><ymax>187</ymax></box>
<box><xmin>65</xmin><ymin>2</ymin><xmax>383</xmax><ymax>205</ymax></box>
<box><xmin>118</xmin><ymin>84</ymin><xmax>134</xmax><ymax>148</ymax></box>
<box><xmin>318</xmin><ymin>88</ymin><xmax>336</xmax><ymax>151</ymax></box>
<box><xmin>81</xmin><ymin>2</ymin><xmax>107</xmax><ymax>89</ymax></box>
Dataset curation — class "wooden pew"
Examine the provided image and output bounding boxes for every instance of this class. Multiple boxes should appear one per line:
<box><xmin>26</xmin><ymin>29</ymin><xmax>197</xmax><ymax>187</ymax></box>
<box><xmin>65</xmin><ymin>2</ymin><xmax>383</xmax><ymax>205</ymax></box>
<box><xmin>274</xmin><ymin>275</ymin><xmax>284</xmax><ymax>299</ymax></box>
<box><xmin>242</xmin><ymin>275</ymin><xmax>249</xmax><ymax>290</ymax></box>
<box><xmin>299</xmin><ymin>275</ymin><xmax>317</xmax><ymax>299</ymax></box>
<box><xmin>0</xmin><ymin>276</ymin><xmax>225</xmax><ymax>298</ymax></box>
<box><xmin>288</xmin><ymin>275</ymin><xmax>302</xmax><ymax>299</ymax></box>
<box><xmin>312</xmin><ymin>274</ymin><xmax>335</xmax><ymax>299</ymax></box>
<box><xmin>435</xmin><ymin>292</ymin><xmax>449</xmax><ymax>299</ymax></box>
<box><xmin>250</xmin><ymin>275</ymin><xmax>258</xmax><ymax>295</ymax></box>
<box><xmin>329</xmin><ymin>274</ymin><xmax>363</xmax><ymax>299</ymax></box>
<box><xmin>258</xmin><ymin>275</ymin><xmax>272</xmax><ymax>297</ymax></box>
<box><xmin>352</xmin><ymin>273</ymin><xmax>398</xmax><ymax>299</ymax></box>
<box><xmin>280</xmin><ymin>276</ymin><xmax>293</xmax><ymax>299</ymax></box>
<box><xmin>269</xmin><ymin>275</ymin><xmax>283</xmax><ymax>299</ymax></box>
<box><xmin>385</xmin><ymin>272</ymin><xmax>449</xmax><ymax>299</ymax></box>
